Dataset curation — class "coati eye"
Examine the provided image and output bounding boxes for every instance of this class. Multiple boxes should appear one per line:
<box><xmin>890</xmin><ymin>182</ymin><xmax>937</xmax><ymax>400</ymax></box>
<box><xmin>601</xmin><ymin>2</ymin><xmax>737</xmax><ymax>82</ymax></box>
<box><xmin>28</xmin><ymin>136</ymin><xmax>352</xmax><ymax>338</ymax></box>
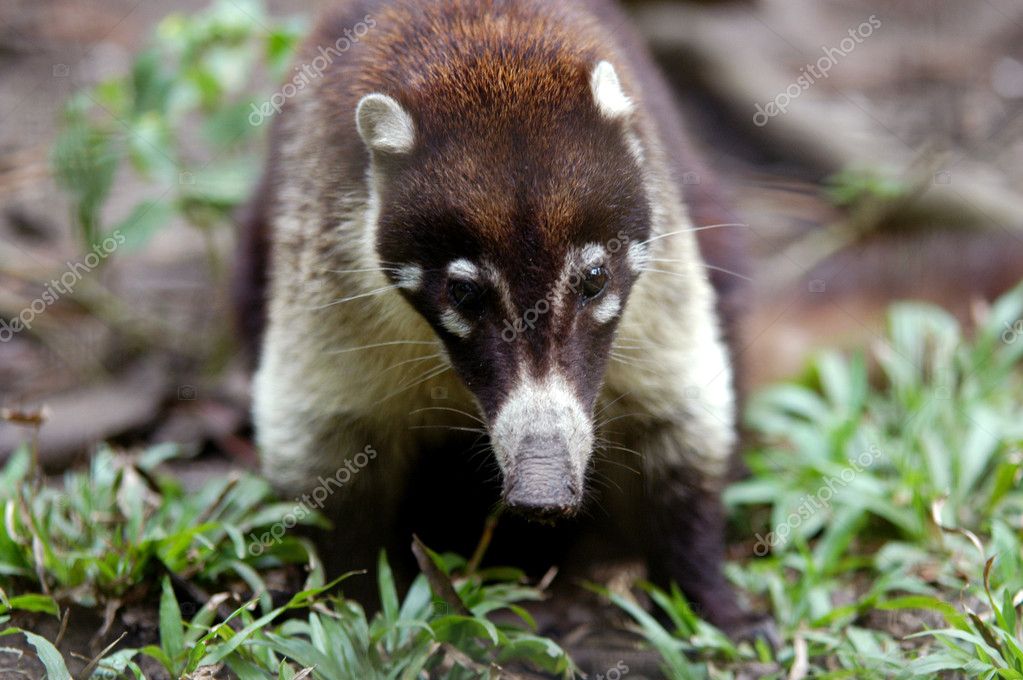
<box><xmin>581</xmin><ymin>267</ymin><xmax>609</xmax><ymax>299</ymax></box>
<box><xmin>448</xmin><ymin>279</ymin><xmax>483</xmax><ymax>309</ymax></box>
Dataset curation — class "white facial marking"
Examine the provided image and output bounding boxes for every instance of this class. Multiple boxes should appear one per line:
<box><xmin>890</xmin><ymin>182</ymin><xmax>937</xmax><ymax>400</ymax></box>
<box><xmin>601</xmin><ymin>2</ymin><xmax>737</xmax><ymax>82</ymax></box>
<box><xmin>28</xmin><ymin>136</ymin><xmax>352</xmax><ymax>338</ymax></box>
<box><xmin>627</xmin><ymin>241</ymin><xmax>649</xmax><ymax>272</ymax></box>
<box><xmin>481</xmin><ymin>262</ymin><xmax>517</xmax><ymax>320</ymax></box>
<box><xmin>439</xmin><ymin>308</ymin><xmax>473</xmax><ymax>339</ymax></box>
<box><xmin>579</xmin><ymin>243</ymin><xmax>607</xmax><ymax>267</ymax></box>
<box><xmin>394</xmin><ymin>264</ymin><xmax>424</xmax><ymax>291</ymax></box>
<box><xmin>356</xmin><ymin>93</ymin><xmax>416</xmax><ymax>154</ymax></box>
<box><xmin>490</xmin><ymin>371</ymin><xmax>593</xmax><ymax>480</ymax></box>
<box><xmin>590</xmin><ymin>292</ymin><xmax>622</xmax><ymax>324</ymax></box>
<box><xmin>447</xmin><ymin>259</ymin><xmax>480</xmax><ymax>281</ymax></box>
<box><xmin>590</xmin><ymin>61</ymin><xmax>634</xmax><ymax>120</ymax></box>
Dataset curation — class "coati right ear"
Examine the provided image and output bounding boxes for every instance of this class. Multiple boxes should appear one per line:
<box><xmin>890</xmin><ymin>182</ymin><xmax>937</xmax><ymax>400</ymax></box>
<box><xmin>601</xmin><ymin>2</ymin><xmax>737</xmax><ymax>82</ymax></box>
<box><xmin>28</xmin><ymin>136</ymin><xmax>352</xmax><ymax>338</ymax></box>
<box><xmin>590</xmin><ymin>61</ymin><xmax>635</xmax><ymax>121</ymax></box>
<box><xmin>356</xmin><ymin>93</ymin><xmax>416</xmax><ymax>155</ymax></box>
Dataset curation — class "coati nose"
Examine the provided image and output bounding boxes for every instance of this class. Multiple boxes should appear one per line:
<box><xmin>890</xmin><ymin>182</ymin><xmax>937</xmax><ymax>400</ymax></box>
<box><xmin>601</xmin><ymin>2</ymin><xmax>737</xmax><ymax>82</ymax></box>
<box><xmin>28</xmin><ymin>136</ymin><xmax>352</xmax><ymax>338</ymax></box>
<box><xmin>502</xmin><ymin>434</ymin><xmax>581</xmax><ymax>520</ymax></box>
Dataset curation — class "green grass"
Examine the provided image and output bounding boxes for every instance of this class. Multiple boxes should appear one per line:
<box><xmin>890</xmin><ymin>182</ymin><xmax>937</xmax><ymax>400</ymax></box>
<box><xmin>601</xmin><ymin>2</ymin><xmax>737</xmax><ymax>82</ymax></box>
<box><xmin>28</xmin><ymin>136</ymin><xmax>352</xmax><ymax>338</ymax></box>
<box><xmin>607</xmin><ymin>282</ymin><xmax>1023</xmax><ymax>679</ymax></box>
<box><xmin>0</xmin><ymin>444</ymin><xmax>577</xmax><ymax>678</ymax></box>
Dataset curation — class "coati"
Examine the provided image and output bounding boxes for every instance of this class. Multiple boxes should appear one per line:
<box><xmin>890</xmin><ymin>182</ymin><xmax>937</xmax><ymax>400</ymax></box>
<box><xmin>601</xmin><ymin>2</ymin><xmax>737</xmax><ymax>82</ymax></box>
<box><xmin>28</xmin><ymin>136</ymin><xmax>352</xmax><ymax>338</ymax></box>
<box><xmin>236</xmin><ymin>0</ymin><xmax>753</xmax><ymax>634</ymax></box>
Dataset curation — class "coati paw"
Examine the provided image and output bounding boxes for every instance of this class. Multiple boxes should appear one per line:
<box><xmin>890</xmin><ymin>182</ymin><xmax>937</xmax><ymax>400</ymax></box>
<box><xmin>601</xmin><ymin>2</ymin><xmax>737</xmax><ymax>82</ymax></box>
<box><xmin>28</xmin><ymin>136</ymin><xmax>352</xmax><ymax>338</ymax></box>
<box><xmin>725</xmin><ymin>614</ymin><xmax>781</xmax><ymax>651</ymax></box>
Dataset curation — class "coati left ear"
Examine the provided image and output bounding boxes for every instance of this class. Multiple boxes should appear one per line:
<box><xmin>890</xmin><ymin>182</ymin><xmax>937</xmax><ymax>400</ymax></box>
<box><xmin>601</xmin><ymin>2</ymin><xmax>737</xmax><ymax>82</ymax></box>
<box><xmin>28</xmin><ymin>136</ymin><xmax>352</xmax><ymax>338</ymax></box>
<box><xmin>356</xmin><ymin>93</ymin><xmax>416</xmax><ymax>155</ymax></box>
<box><xmin>590</xmin><ymin>61</ymin><xmax>635</xmax><ymax>121</ymax></box>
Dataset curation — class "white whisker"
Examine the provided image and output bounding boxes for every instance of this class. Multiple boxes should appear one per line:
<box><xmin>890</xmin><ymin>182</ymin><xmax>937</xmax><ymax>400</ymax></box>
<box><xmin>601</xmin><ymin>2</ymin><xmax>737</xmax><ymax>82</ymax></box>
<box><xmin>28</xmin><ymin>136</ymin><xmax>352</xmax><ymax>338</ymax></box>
<box><xmin>595</xmin><ymin>412</ymin><xmax>648</xmax><ymax>429</ymax></box>
<box><xmin>610</xmin><ymin>348</ymin><xmax>661</xmax><ymax>362</ymax></box>
<box><xmin>643</xmin><ymin>261</ymin><xmax>752</xmax><ymax>283</ymax></box>
<box><xmin>600</xmin><ymin>443</ymin><xmax>644</xmax><ymax>458</ymax></box>
<box><xmin>609</xmin><ymin>353</ymin><xmax>658</xmax><ymax>372</ymax></box>
<box><xmin>379</xmin><ymin>353</ymin><xmax>445</xmax><ymax>375</ymax></box>
<box><xmin>638</xmin><ymin>223</ymin><xmax>747</xmax><ymax>247</ymax></box>
<box><xmin>329</xmin><ymin>340</ymin><xmax>437</xmax><ymax>355</ymax></box>
<box><xmin>595</xmin><ymin>390</ymin><xmax>632</xmax><ymax>418</ymax></box>
<box><xmin>410</xmin><ymin>406</ymin><xmax>485</xmax><ymax>425</ymax></box>
<box><xmin>592</xmin><ymin>454</ymin><xmax>641</xmax><ymax>476</ymax></box>
<box><xmin>327</xmin><ymin>266</ymin><xmax>400</xmax><ymax>275</ymax></box>
<box><xmin>408</xmin><ymin>425</ymin><xmax>487</xmax><ymax>434</ymax></box>
<box><xmin>374</xmin><ymin>363</ymin><xmax>451</xmax><ymax>405</ymax></box>
<box><xmin>310</xmin><ymin>285</ymin><xmax>399</xmax><ymax>310</ymax></box>
<box><xmin>704</xmin><ymin>264</ymin><xmax>753</xmax><ymax>282</ymax></box>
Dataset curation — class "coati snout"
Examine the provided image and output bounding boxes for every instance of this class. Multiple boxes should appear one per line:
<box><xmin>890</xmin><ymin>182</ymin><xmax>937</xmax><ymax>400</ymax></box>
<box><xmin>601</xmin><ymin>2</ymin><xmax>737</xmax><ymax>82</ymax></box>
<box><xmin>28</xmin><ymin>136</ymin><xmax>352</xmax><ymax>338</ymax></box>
<box><xmin>490</xmin><ymin>375</ymin><xmax>593</xmax><ymax>518</ymax></box>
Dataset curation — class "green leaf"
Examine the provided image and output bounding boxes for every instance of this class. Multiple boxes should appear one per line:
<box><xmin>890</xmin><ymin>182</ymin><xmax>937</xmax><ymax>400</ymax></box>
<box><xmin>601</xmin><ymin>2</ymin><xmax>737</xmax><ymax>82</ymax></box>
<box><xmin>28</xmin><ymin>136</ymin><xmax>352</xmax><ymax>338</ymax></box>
<box><xmin>378</xmin><ymin>551</ymin><xmax>400</xmax><ymax>625</ymax></box>
<box><xmin>52</xmin><ymin>101</ymin><xmax>119</xmax><ymax>246</ymax></box>
<box><xmin>1</xmin><ymin>628</ymin><xmax>72</xmax><ymax>680</ymax></box>
<box><xmin>126</xmin><ymin>113</ymin><xmax>176</xmax><ymax>178</ymax></box>
<box><xmin>1</xmin><ymin>594</ymin><xmax>59</xmax><ymax>617</ymax></box>
<box><xmin>138</xmin><ymin>644</ymin><xmax>174</xmax><ymax>674</ymax></box>
<box><xmin>113</xmin><ymin>199</ymin><xmax>175</xmax><ymax>251</ymax></box>
<box><xmin>159</xmin><ymin>576</ymin><xmax>185</xmax><ymax>665</ymax></box>
<box><xmin>878</xmin><ymin>597</ymin><xmax>969</xmax><ymax>631</ymax></box>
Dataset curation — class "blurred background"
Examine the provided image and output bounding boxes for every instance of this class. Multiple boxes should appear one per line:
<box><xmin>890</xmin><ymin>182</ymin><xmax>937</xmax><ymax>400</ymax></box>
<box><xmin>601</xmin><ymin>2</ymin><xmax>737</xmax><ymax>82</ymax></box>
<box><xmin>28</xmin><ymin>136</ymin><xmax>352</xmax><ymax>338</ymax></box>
<box><xmin>1</xmin><ymin>0</ymin><xmax>1021</xmax><ymax>469</ymax></box>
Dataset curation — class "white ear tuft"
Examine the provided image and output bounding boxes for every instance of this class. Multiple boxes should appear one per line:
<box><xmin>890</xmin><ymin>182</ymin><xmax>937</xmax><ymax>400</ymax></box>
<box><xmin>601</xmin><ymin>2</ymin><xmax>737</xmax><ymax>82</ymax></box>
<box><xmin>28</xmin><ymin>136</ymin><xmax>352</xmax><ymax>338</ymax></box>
<box><xmin>590</xmin><ymin>61</ymin><xmax>634</xmax><ymax>120</ymax></box>
<box><xmin>356</xmin><ymin>93</ymin><xmax>416</xmax><ymax>154</ymax></box>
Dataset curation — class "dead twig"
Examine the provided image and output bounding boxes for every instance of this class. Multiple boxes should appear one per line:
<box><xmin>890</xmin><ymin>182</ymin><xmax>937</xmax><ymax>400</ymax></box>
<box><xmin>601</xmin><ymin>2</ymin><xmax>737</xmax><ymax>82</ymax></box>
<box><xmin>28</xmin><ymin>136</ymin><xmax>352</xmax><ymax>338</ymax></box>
<box><xmin>411</xmin><ymin>535</ymin><xmax>470</xmax><ymax>617</ymax></box>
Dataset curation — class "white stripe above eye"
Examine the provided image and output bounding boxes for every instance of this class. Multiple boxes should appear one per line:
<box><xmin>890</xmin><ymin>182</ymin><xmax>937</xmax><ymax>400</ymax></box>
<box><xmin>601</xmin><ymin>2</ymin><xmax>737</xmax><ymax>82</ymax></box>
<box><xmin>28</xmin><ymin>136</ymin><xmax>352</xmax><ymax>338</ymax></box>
<box><xmin>440</xmin><ymin>309</ymin><xmax>473</xmax><ymax>339</ymax></box>
<box><xmin>579</xmin><ymin>243</ymin><xmax>607</xmax><ymax>267</ymax></box>
<box><xmin>590</xmin><ymin>292</ymin><xmax>622</xmax><ymax>324</ymax></box>
<box><xmin>394</xmin><ymin>264</ymin><xmax>424</xmax><ymax>290</ymax></box>
<box><xmin>481</xmin><ymin>262</ymin><xmax>517</xmax><ymax>320</ymax></box>
<box><xmin>447</xmin><ymin>259</ymin><xmax>479</xmax><ymax>281</ymax></box>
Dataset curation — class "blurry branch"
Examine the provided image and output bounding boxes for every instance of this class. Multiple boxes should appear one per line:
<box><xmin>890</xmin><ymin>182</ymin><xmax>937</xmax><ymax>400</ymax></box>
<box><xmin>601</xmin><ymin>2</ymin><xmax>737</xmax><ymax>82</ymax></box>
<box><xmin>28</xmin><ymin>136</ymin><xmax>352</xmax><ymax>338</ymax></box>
<box><xmin>632</xmin><ymin>2</ymin><xmax>1023</xmax><ymax>249</ymax></box>
<box><xmin>0</xmin><ymin>244</ymin><xmax>208</xmax><ymax>360</ymax></box>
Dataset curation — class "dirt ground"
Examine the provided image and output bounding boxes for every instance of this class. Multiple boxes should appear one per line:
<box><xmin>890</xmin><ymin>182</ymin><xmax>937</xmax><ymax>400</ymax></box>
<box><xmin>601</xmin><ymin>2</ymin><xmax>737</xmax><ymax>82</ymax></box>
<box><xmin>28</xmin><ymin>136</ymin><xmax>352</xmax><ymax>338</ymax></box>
<box><xmin>1</xmin><ymin>0</ymin><xmax>1022</xmax><ymax>676</ymax></box>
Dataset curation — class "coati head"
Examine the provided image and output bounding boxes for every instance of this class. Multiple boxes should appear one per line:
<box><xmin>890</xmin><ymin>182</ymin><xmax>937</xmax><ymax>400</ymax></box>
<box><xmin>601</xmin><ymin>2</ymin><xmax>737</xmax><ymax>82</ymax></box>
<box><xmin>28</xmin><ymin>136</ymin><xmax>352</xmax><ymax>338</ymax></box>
<box><xmin>356</xmin><ymin>59</ymin><xmax>651</xmax><ymax>520</ymax></box>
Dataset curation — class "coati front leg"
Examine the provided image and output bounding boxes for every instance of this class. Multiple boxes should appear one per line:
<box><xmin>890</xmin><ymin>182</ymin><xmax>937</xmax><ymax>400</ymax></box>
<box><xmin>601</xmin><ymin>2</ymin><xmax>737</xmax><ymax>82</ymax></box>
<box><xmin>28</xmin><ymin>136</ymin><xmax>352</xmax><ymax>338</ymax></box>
<box><xmin>254</xmin><ymin>403</ymin><xmax>414</xmax><ymax>602</ymax></box>
<box><xmin>625</xmin><ymin>423</ymin><xmax>775</xmax><ymax>642</ymax></box>
<box><xmin>637</xmin><ymin>425</ymin><xmax>742</xmax><ymax>631</ymax></box>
